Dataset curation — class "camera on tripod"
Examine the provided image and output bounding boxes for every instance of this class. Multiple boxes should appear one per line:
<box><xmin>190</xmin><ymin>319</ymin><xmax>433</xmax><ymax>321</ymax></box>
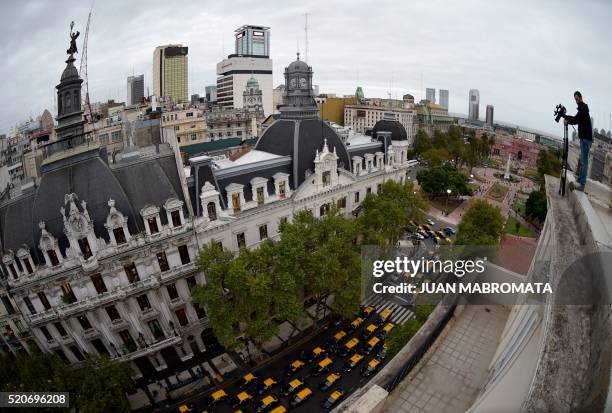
<box><xmin>554</xmin><ymin>104</ymin><xmax>566</xmax><ymax>123</ymax></box>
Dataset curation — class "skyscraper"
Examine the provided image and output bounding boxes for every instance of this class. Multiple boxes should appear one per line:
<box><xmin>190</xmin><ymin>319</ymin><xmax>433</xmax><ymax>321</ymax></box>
<box><xmin>468</xmin><ymin>89</ymin><xmax>480</xmax><ymax>121</ymax></box>
<box><xmin>205</xmin><ymin>85</ymin><xmax>217</xmax><ymax>103</ymax></box>
<box><xmin>216</xmin><ymin>25</ymin><xmax>273</xmax><ymax>115</ymax></box>
<box><xmin>127</xmin><ymin>74</ymin><xmax>144</xmax><ymax>106</ymax></box>
<box><xmin>486</xmin><ymin>104</ymin><xmax>494</xmax><ymax>127</ymax></box>
<box><xmin>153</xmin><ymin>45</ymin><xmax>188</xmax><ymax>104</ymax></box>
<box><xmin>439</xmin><ymin>89</ymin><xmax>449</xmax><ymax>110</ymax></box>
<box><xmin>426</xmin><ymin>88</ymin><xmax>436</xmax><ymax>104</ymax></box>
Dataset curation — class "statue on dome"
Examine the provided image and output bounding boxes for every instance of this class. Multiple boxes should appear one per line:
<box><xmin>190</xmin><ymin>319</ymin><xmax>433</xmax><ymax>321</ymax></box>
<box><xmin>67</xmin><ymin>21</ymin><xmax>80</xmax><ymax>55</ymax></box>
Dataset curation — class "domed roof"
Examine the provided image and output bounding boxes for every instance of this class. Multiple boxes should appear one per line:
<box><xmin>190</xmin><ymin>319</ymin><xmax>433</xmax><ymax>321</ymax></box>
<box><xmin>287</xmin><ymin>58</ymin><xmax>309</xmax><ymax>72</ymax></box>
<box><xmin>255</xmin><ymin>119</ymin><xmax>352</xmax><ymax>189</ymax></box>
<box><xmin>60</xmin><ymin>57</ymin><xmax>79</xmax><ymax>82</ymax></box>
<box><xmin>372</xmin><ymin>119</ymin><xmax>408</xmax><ymax>141</ymax></box>
<box><xmin>246</xmin><ymin>76</ymin><xmax>259</xmax><ymax>87</ymax></box>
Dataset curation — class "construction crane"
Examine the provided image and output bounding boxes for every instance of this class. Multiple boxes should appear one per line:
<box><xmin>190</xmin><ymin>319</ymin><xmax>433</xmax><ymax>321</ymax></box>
<box><xmin>80</xmin><ymin>4</ymin><xmax>94</xmax><ymax>124</ymax></box>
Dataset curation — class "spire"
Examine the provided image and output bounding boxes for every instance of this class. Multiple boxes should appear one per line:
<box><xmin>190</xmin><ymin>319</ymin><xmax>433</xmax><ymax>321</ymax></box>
<box><xmin>322</xmin><ymin>138</ymin><xmax>329</xmax><ymax>153</ymax></box>
<box><xmin>296</xmin><ymin>52</ymin><xmax>300</xmax><ymax>61</ymax></box>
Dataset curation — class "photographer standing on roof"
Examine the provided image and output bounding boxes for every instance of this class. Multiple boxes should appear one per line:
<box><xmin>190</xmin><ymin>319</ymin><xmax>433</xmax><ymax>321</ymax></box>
<box><xmin>564</xmin><ymin>91</ymin><xmax>592</xmax><ymax>191</ymax></box>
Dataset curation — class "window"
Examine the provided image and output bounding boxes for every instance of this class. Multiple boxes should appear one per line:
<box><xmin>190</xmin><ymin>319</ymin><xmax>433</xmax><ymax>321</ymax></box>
<box><xmin>171</xmin><ymin>210</ymin><xmax>182</xmax><ymax>227</ymax></box>
<box><xmin>232</xmin><ymin>193</ymin><xmax>241</xmax><ymax>213</ymax></box>
<box><xmin>22</xmin><ymin>258</ymin><xmax>33</xmax><ymax>274</ymax></box>
<box><xmin>61</xmin><ymin>282</ymin><xmax>77</xmax><ymax>304</ymax></box>
<box><xmin>23</xmin><ymin>297</ymin><xmax>36</xmax><ymax>314</ymax></box>
<box><xmin>194</xmin><ymin>303</ymin><xmax>207</xmax><ymax>319</ymax></box>
<box><xmin>119</xmin><ymin>330</ymin><xmax>136</xmax><ymax>350</ymax></box>
<box><xmin>320</xmin><ymin>204</ymin><xmax>330</xmax><ymax>216</ymax></box>
<box><xmin>186</xmin><ymin>276</ymin><xmax>197</xmax><ymax>290</ymax></box>
<box><xmin>207</xmin><ymin>202</ymin><xmax>217</xmax><ymax>221</ymax></box>
<box><xmin>279</xmin><ymin>181</ymin><xmax>286</xmax><ymax>198</ymax></box>
<box><xmin>322</xmin><ymin>171</ymin><xmax>331</xmax><ymax>186</ymax></box>
<box><xmin>91</xmin><ymin>339</ymin><xmax>109</xmax><ymax>356</ymax></box>
<box><xmin>177</xmin><ymin>136</ymin><xmax>181</xmax><ymax>143</ymax></box>
<box><xmin>366</xmin><ymin>187</ymin><xmax>372</xmax><ymax>194</ymax></box>
<box><xmin>55</xmin><ymin>349</ymin><xmax>70</xmax><ymax>364</ymax></box>
<box><xmin>147</xmin><ymin>217</ymin><xmax>159</xmax><ymax>234</ymax></box>
<box><xmin>259</xmin><ymin>224</ymin><xmax>268</xmax><ymax>241</ymax></box>
<box><xmin>157</xmin><ymin>252</ymin><xmax>170</xmax><ymax>272</ymax></box>
<box><xmin>113</xmin><ymin>227</ymin><xmax>126</xmax><ymax>245</ymax></box>
<box><xmin>47</xmin><ymin>249</ymin><xmax>60</xmax><ymax>266</ymax></box>
<box><xmin>69</xmin><ymin>345</ymin><xmax>85</xmax><ymax>361</ymax></box>
<box><xmin>236</xmin><ymin>232</ymin><xmax>246</xmax><ymax>248</ymax></box>
<box><xmin>256</xmin><ymin>187</ymin><xmax>265</xmax><ymax>206</ymax></box>
<box><xmin>178</xmin><ymin>245</ymin><xmax>190</xmax><ymax>265</ymax></box>
<box><xmin>124</xmin><ymin>263</ymin><xmax>139</xmax><ymax>284</ymax></box>
<box><xmin>91</xmin><ymin>274</ymin><xmax>107</xmax><ymax>294</ymax></box>
<box><xmin>111</xmin><ymin>131</ymin><xmax>122</xmax><ymax>143</ymax></box>
<box><xmin>148</xmin><ymin>319</ymin><xmax>165</xmax><ymax>340</ymax></box>
<box><xmin>78</xmin><ymin>238</ymin><xmax>92</xmax><ymax>259</ymax></box>
<box><xmin>174</xmin><ymin>125</ymin><xmax>180</xmax><ymax>131</ymax></box>
<box><xmin>40</xmin><ymin>326</ymin><xmax>53</xmax><ymax>341</ymax></box>
<box><xmin>175</xmin><ymin>308</ymin><xmax>189</xmax><ymax>327</ymax></box>
<box><xmin>7</xmin><ymin>263</ymin><xmax>18</xmax><ymax>279</ymax></box>
<box><xmin>136</xmin><ymin>294</ymin><xmax>151</xmax><ymax>311</ymax></box>
<box><xmin>54</xmin><ymin>322</ymin><xmax>68</xmax><ymax>337</ymax></box>
<box><xmin>37</xmin><ymin>292</ymin><xmax>51</xmax><ymax>310</ymax></box>
<box><xmin>1</xmin><ymin>296</ymin><xmax>15</xmax><ymax>315</ymax></box>
<box><xmin>167</xmin><ymin>283</ymin><xmax>179</xmax><ymax>300</ymax></box>
<box><xmin>99</xmin><ymin>133</ymin><xmax>109</xmax><ymax>145</ymax></box>
<box><xmin>279</xmin><ymin>217</ymin><xmax>288</xmax><ymax>226</ymax></box>
<box><xmin>191</xmin><ymin>133</ymin><xmax>197</xmax><ymax>141</ymax></box>
<box><xmin>186</xmin><ymin>112</ymin><xmax>193</xmax><ymax>117</ymax></box>
<box><xmin>354</xmin><ymin>191</ymin><xmax>360</xmax><ymax>203</ymax></box>
<box><xmin>105</xmin><ymin>305</ymin><xmax>121</xmax><ymax>321</ymax></box>
<box><xmin>377</xmin><ymin>183</ymin><xmax>382</xmax><ymax>193</ymax></box>
<box><xmin>337</xmin><ymin>197</ymin><xmax>347</xmax><ymax>209</ymax></box>
<box><xmin>77</xmin><ymin>315</ymin><xmax>92</xmax><ymax>330</ymax></box>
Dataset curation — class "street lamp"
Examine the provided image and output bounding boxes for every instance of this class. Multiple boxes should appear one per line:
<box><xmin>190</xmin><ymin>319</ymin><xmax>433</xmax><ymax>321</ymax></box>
<box><xmin>446</xmin><ymin>188</ymin><xmax>451</xmax><ymax>214</ymax></box>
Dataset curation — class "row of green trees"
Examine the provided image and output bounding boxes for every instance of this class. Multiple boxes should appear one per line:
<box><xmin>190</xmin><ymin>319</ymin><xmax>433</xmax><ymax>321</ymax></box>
<box><xmin>416</xmin><ymin>163</ymin><xmax>473</xmax><ymax>197</ymax></box>
<box><xmin>0</xmin><ymin>351</ymin><xmax>133</xmax><ymax>413</ymax></box>
<box><xmin>191</xmin><ymin>181</ymin><xmax>430</xmax><ymax>355</ymax></box>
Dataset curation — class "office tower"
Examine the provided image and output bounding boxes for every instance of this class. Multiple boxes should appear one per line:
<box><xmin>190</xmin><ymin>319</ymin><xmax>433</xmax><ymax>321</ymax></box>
<box><xmin>426</xmin><ymin>88</ymin><xmax>436</xmax><ymax>104</ymax></box>
<box><xmin>468</xmin><ymin>89</ymin><xmax>480</xmax><ymax>121</ymax></box>
<box><xmin>153</xmin><ymin>45</ymin><xmax>188</xmax><ymax>104</ymax></box>
<box><xmin>439</xmin><ymin>89</ymin><xmax>449</xmax><ymax>109</ymax></box>
<box><xmin>127</xmin><ymin>74</ymin><xmax>144</xmax><ymax>106</ymax></box>
<box><xmin>234</xmin><ymin>25</ymin><xmax>270</xmax><ymax>56</ymax></box>
<box><xmin>216</xmin><ymin>25</ymin><xmax>273</xmax><ymax>115</ymax></box>
<box><xmin>205</xmin><ymin>85</ymin><xmax>217</xmax><ymax>103</ymax></box>
<box><xmin>486</xmin><ymin>104</ymin><xmax>494</xmax><ymax>127</ymax></box>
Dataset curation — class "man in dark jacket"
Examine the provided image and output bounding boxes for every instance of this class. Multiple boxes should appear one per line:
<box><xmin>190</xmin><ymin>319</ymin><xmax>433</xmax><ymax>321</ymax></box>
<box><xmin>564</xmin><ymin>91</ymin><xmax>592</xmax><ymax>190</ymax></box>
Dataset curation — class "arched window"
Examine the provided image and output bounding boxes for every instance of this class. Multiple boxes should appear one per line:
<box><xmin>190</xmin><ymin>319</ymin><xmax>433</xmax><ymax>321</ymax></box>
<box><xmin>207</xmin><ymin>202</ymin><xmax>217</xmax><ymax>221</ymax></box>
<box><xmin>64</xmin><ymin>93</ymin><xmax>71</xmax><ymax>110</ymax></box>
<box><xmin>58</xmin><ymin>93</ymin><xmax>63</xmax><ymax>113</ymax></box>
<box><xmin>73</xmin><ymin>91</ymin><xmax>79</xmax><ymax>108</ymax></box>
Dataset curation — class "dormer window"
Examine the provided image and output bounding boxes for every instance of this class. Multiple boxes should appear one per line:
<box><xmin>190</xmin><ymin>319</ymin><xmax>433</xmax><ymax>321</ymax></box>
<box><xmin>232</xmin><ymin>193</ymin><xmax>241</xmax><ymax>213</ymax></box>
<box><xmin>256</xmin><ymin>187</ymin><xmax>265</xmax><ymax>206</ymax></box>
<box><xmin>323</xmin><ymin>171</ymin><xmax>331</xmax><ymax>186</ymax></box>
<box><xmin>113</xmin><ymin>228</ymin><xmax>126</xmax><ymax>245</ymax></box>
<box><xmin>207</xmin><ymin>202</ymin><xmax>218</xmax><ymax>221</ymax></box>
<box><xmin>105</xmin><ymin>199</ymin><xmax>131</xmax><ymax>246</ymax></box>
<box><xmin>250</xmin><ymin>177</ymin><xmax>268</xmax><ymax>207</ymax></box>
<box><xmin>225</xmin><ymin>183</ymin><xmax>245</xmax><ymax>214</ymax></box>
<box><xmin>78</xmin><ymin>238</ymin><xmax>92</xmax><ymax>259</ymax></box>
<box><xmin>273</xmin><ymin>173</ymin><xmax>290</xmax><ymax>200</ymax></box>
<box><xmin>171</xmin><ymin>210</ymin><xmax>181</xmax><ymax>227</ymax></box>
<box><xmin>279</xmin><ymin>181</ymin><xmax>286</xmax><ymax>198</ymax></box>
<box><xmin>164</xmin><ymin>198</ymin><xmax>185</xmax><ymax>228</ymax></box>
<box><xmin>147</xmin><ymin>217</ymin><xmax>159</xmax><ymax>233</ymax></box>
<box><xmin>7</xmin><ymin>263</ymin><xmax>18</xmax><ymax>279</ymax></box>
<box><xmin>16</xmin><ymin>248</ymin><xmax>34</xmax><ymax>275</ymax></box>
<box><xmin>47</xmin><ymin>249</ymin><xmax>60</xmax><ymax>266</ymax></box>
<box><xmin>141</xmin><ymin>205</ymin><xmax>161</xmax><ymax>235</ymax></box>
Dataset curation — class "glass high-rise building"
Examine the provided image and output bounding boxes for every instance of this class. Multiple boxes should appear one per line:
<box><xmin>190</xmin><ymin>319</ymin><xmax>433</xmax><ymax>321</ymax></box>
<box><xmin>127</xmin><ymin>74</ymin><xmax>144</xmax><ymax>106</ymax></box>
<box><xmin>153</xmin><ymin>45</ymin><xmax>188</xmax><ymax>104</ymax></box>
<box><xmin>234</xmin><ymin>25</ymin><xmax>270</xmax><ymax>57</ymax></box>
<box><xmin>426</xmin><ymin>88</ymin><xmax>436</xmax><ymax>104</ymax></box>
<box><xmin>468</xmin><ymin>89</ymin><xmax>480</xmax><ymax>121</ymax></box>
<box><xmin>439</xmin><ymin>89</ymin><xmax>449</xmax><ymax>110</ymax></box>
<box><xmin>486</xmin><ymin>104</ymin><xmax>494</xmax><ymax>126</ymax></box>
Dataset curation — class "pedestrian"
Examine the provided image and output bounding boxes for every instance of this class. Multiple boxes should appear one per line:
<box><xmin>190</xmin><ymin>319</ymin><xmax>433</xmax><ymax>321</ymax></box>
<box><xmin>564</xmin><ymin>90</ymin><xmax>593</xmax><ymax>191</ymax></box>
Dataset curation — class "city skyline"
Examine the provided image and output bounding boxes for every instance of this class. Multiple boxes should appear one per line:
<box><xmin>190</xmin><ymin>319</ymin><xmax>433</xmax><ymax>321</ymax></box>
<box><xmin>1</xmin><ymin>0</ymin><xmax>611</xmax><ymax>136</ymax></box>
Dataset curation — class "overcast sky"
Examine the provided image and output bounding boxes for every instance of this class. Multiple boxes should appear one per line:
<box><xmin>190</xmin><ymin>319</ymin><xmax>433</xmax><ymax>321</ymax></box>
<box><xmin>1</xmin><ymin>0</ymin><xmax>611</xmax><ymax>137</ymax></box>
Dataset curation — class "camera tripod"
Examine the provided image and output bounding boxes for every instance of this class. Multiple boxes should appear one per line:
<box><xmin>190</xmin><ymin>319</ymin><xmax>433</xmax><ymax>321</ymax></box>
<box><xmin>559</xmin><ymin>122</ymin><xmax>569</xmax><ymax>196</ymax></box>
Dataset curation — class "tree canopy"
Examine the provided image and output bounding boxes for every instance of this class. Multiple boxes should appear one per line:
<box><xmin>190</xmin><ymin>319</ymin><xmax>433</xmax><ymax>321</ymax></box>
<box><xmin>416</xmin><ymin>164</ymin><xmax>473</xmax><ymax>197</ymax></box>
<box><xmin>525</xmin><ymin>190</ymin><xmax>547</xmax><ymax>222</ymax></box>
<box><xmin>455</xmin><ymin>199</ymin><xmax>504</xmax><ymax>246</ymax></box>
<box><xmin>536</xmin><ymin>149</ymin><xmax>561</xmax><ymax>181</ymax></box>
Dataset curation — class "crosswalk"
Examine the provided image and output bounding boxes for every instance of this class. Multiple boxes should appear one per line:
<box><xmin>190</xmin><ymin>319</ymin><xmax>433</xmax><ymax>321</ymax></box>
<box><xmin>362</xmin><ymin>294</ymin><xmax>414</xmax><ymax>325</ymax></box>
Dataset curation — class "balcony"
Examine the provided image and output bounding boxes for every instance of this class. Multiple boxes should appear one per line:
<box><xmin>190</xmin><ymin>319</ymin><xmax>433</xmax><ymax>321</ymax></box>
<box><xmin>109</xmin><ymin>318</ymin><xmax>128</xmax><ymax>331</ymax></box>
<box><xmin>112</xmin><ymin>335</ymin><xmax>182</xmax><ymax>362</ymax></box>
<box><xmin>138</xmin><ymin>308</ymin><xmax>160</xmax><ymax>321</ymax></box>
<box><xmin>82</xmin><ymin>328</ymin><xmax>101</xmax><ymax>340</ymax></box>
<box><xmin>28</xmin><ymin>308</ymin><xmax>57</xmax><ymax>325</ymax></box>
<box><xmin>160</xmin><ymin>262</ymin><xmax>197</xmax><ymax>283</ymax></box>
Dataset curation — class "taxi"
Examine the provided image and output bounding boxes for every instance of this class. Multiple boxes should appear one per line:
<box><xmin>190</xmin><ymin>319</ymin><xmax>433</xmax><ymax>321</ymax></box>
<box><xmin>362</xmin><ymin>323</ymin><xmax>378</xmax><ymax>338</ymax></box>
<box><xmin>268</xmin><ymin>406</ymin><xmax>287</xmax><ymax>413</ymax></box>
<box><xmin>319</xmin><ymin>372</ymin><xmax>342</xmax><ymax>391</ymax></box>
<box><xmin>282</xmin><ymin>377</ymin><xmax>305</xmax><ymax>396</ymax></box>
<box><xmin>178</xmin><ymin>405</ymin><xmax>192</xmax><ymax>413</ymax></box>
<box><xmin>421</xmin><ymin>223</ymin><xmax>431</xmax><ymax>232</ymax></box>
<box><xmin>418</xmin><ymin>228</ymin><xmax>429</xmax><ymax>238</ymax></box>
<box><xmin>284</xmin><ymin>359</ymin><xmax>305</xmax><ymax>376</ymax></box>
<box><xmin>330</xmin><ymin>330</ymin><xmax>347</xmax><ymax>344</ymax></box>
<box><xmin>339</xmin><ymin>337</ymin><xmax>359</xmax><ymax>357</ymax></box>
<box><xmin>361</xmin><ymin>358</ymin><xmax>381</xmax><ymax>377</ymax></box>
<box><xmin>443</xmin><ymin>236</ymin><xmax>452</xmax><ymax>245</ymax></box>
<box><xmin>348</xmin><ymin>317</ymin><xmax>364</xmax><ymax>333</ymax></box>
<box><xmin>208</xmin><ymin>389</ymin><xmax>228</xmax><ymax>407</ymax></box>
<box><xmin>289</xmin><ymin>387</ymin><xmax>313</xmax><ymax>408</ymax></box>
<box><xmin>256</xmin><ymin>377</ymin><xmax>278</xmax><ymax>395</ymax></box>
<box><xmin>435</xmin><ymin>230</ymin><xmax>446</xmax><ymax>239</ymax></box>
<box><xmin>312</xmin><ymin>357</ymin><xmax>334</xmax><ymax>376</ymax></box>
<box><xmin>433</xmin><ymin>235</ymin><xmax>441</xmax><ymax>244</ymax></box>
<box><xmin>379</xmin><ymin>322</ymin><xmax>394</xmax><ymax>338</ymax></box>
<box><xmin>232</xmin><ymin>391</ymin><xmax>253</xmax><ymax>409</ymax></box>
<box><xmin>344</xmin><ymin>353</ymin><xmax>364</xmax><ymax>371</ymax></box>
<box><xmin>321</xmin><ymin>388</ymin><xmax>345</xmax><ymax>409</ymax></box>
<box><xmin>255</xmin><ymin>394</ymin><xmax>279</xmax><ymax>413</ymax></box>
<box><xmin>378</xmin><ymin>308</ymin><xmax>392</xmax><ymax>324</ymax></box>
<box><xmin>365</xmin><ymin>336</ymin><xmax>381</xmax><ymax>354</ymax></box>
<box><xmin>307</xmin><ymin>346</ymin><xmax>327</xmax><ymax>363</ymax></box>
<box><xmin>238</xmin><ymin>372</ymin><xmax>257</xmax><ymax>388</ymax></box>
<box><xmin>361</xmin><ymin>305</ymin><xmax>376</xmax><ymax>318</ymax></box>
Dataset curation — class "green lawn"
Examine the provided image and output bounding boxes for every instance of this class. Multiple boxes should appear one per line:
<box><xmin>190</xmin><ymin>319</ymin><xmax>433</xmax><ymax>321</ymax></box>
<box><xmin>512</xmin><ymin>199</ymin><xmax>527</xmax><ymax>217</ymax></box>
<box><xmin>505</xmin><ymin>216</ymin><xmax>537</xmax><ymax>237</ymax></box>
<box><xmin>486</xmin><ymin>182</ymin><xmax>509</xmax><ymax>201</ymax></box>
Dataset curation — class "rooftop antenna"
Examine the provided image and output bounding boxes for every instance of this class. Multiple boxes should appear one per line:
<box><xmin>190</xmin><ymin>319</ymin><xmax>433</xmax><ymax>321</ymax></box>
<box><xmin>80</xmin><ymin>2</ymin><xmax>95</xmax><ymax>127</ymax></box>
<box><xmin>304</xmin><ymin>12</ymin><xmax>309</xmax><ymax>63</ymax></box>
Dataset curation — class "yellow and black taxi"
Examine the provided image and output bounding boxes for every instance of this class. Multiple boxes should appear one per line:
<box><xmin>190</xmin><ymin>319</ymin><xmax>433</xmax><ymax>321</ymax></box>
<box><xmin>232</xmin><ymin>391</ymin><xmax>253</xmax><ymax>409</ymax></box>
<box><xmin>311</xmin><ymin>357</ymin><xmax>334</xmax><ymax>376</ymax></box>
<box><xmin>329</xmin><ymin>330</ymin><xmax>348</xmax><ymax>345</ymax></box>
<box><xmin>361</xmin><ymin>358</ymin><xmax>381</xmax><ymax>377</ymax></box>
<box><xmin>347</xmin><ymin>317</ymin><xmax>364</xmax><ymax>333</ymax></box>
<box><xmin>254</xmin><ymin>394</ymin><xmax>279</xmax><ymax>413</ymax></box>
<box><xmin>435</xmin><ymin>230</ymin><xmax>446</xmax><ymax>239</ymax></box>
<box><xmin>255</xmin><ymin>376</ymin><xmax>278</xmax><ymax>395</ymax></box>
<box><xmin>177</xmin><ymin>404</ymin><xmax>193</xmax><ymax>413</ymax></box>
<box><xmin>238</xmin><ymin>372</ymin><xmax>257</xmax><ymax>388</ymax></box>
<box><xmin>319</xmin><ymin>372</ymin><xmax>342</xmax><ymax>391</ymax></box>
<box><xmin>284</xmin><ymin>359</ymin><xmax>305</xmax><ymax>376</ymax></box>
<box><xmin>268</xmin><ymin>405</ymin><xmax>287</xmax><ymax>413</ymax></box>
<box><xmin>361</xmin><ymin>305</ymin><xmax>376</xmax><ymax>318</ymax></box>
<box><xmin>289</xmin><ymin>387</ymin><xmax>313</xmax><ymax>408</ymax></box>
<box><xmin>378</xmin><ymin>322</ymin><xmax>395</xmax><ymax>338</ymax></box>
<box><xmin>365</xmin><ymin>336</ymin><xmax>381</xmax><ymax>354</ymax></box>
<box><xmin>206</xmin><ymin>389</ymin><xmax>229</xmax><ymax>407</ymax></box>
<box><xmin>377</xmin><ymin>308</ymin><xmax>392</xmax><ymax>325</ymax></box>
<box><xmin>362</xmin><ymin>323</ymin><xmax>378</xmax><ymax>338</ymax></box>
<box><xmin>306</xmin><ymin>346</ymin><xmax>327</xmax><ymax>363</ymax></box>
<box><xmin>344</xmin><ymin>353</ymin><xmax>364</xmax><ymax>372</ymax></box>
<box><xmin>321</xmin><ymin>388</ymin><xmax>345</xmax><ymax>409</ymax></box>
<box><xmin>339</xmin><ymin>337</ymin><xmax>360</xmax><ymax>357</ymax></box>
<box><xmin>282</xmin><ymin>377</ymin><xmax>305</xmax><ymax>397</ymax></box>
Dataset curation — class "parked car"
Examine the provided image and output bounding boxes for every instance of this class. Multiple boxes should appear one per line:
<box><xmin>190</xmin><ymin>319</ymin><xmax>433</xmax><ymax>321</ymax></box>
<box><xmin>289</xmin><ymin>387</ymin><xmax>313</xmax><ymax>408</ymax></box>
<box><xmin>319</xmin><ymin>372</ymin><xmax>342</xmax><ymax>391</ymax></box>
<box><xmin>255</xmin><ymin>394</ymin><xmax>279</xmax><ymax>412</ymax></box>
<box><xmin>344</xmin><ymin>353</ymin><xmax>364</xmax><ymax>372</ymax></box>
<box><xmin>427</xmin><ymin>219</ymin><xmax>435</xmax><ymax>226</ymax></box>
<box><xmin>321</xmin><ymin>388</ymin><xmax>345</xmax><ymax>409</ymax></box>
<box><xmin>365</xmin><ymin>336</ymin><xmax>381</xmax><ymax>354</ymax></box>
<box><xmin>444</xmin><ymin>226</ymin><xmax>456</xmax><ymax>235</ymax></box>
<box><xmin>282</xmin><ymin>378</ymin><xmax>305</xmax><ymax>397</ymax></box>
<box><xmin>232</xmin><ymin>391</ymin><xmax>253</xmax><ymax>409</ymax></box>
<box><xmin>339</xmin><ymin>338</ymin><xmax>359</xmax><ymax>357</ymax></box>
<box><xmin>312</xmin><ymin>357</ymin><xmax>334</xmax><ymax>376</ymax></box>
<box><xmin>238</xmin><ymin>372</ymin><xmax>257</xmax><ymax>388</ymax></box>
<box><xmin>362</xmin><ymin>323</ymin><xmax>378</xmax><ymax>338</ymax></box>
<box><xmin>361</xmin><ymin>359</ymin><xmax>381</xmax><ymax>377</ymax></box>
<box><xmin>307</xmin><ymin>346</ymin><xmax>327</xmax><ymax>363</ymax></box>
<box><xmin>256</xmin><ymin>377</ymin><xmax>278</xmax><ymax>395</ymax></box>
<box><xmin>284</xmin><ymin>359</ymin><xmax>305</xmax><ymax>376</ymax></box>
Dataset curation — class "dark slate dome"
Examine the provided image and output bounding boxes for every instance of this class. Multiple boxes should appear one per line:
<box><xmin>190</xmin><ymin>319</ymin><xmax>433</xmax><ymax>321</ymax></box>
<box><xmin>60</xmin><ymin>57</ymin><xmax>79</xmax><ymax>82</ymax></box>
<box><xmin>255</xmin><ymin>119</ymin><xmax>352</xmax><ymax>189</ymax></box>
<box><xmin>372</xmin><ymin>119</ymin><xmax>408</xmax><ymax>141</ymax></box>
<box><xmin>287</xmin><ymin>59</ymin><xmax>309</xmax><ymax>72</ymax></box>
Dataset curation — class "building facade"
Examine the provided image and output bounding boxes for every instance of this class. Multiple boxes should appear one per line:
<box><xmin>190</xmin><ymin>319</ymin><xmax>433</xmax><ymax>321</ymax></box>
<box><xmin>234</xmin><ymin>25</ymin><xmax>270</xmax><ymax>56</ymax></box>
<box><xmin>486</xmin><ymin>104</ymin><xmax>494</xmax><ymax>127</ymax></box>
<box><xmin>489</xmin><ymin>132</ymin><xmax>544</xmax><ymax>167</ymax></box>
<box><xmin>153</xmin><ymin>45</ymin><xmax>189</xmax><ymax>104</ymax></box>
<box><xmin>161</xmin><ymin>109</ymin><xmax>208</xmax><ymax>147</ymax></box>
<box><xmin>127</xmin><ymin>75</ymin><xmax>145</xmax><ymax>106</ymax></box>
<box><xmin>469</xmin><ymin>89</ymin><xmax>480</xmax><ymax>121</ymax></box>
<box><xmin>439</xmin><ymin>89</ymin><xmax>449</xmax><ymax>110</ymax></box>
<box><xmin>426</xmin><ymin>88</ymin><xmax>436</xmax><ymax>104</ymax></box>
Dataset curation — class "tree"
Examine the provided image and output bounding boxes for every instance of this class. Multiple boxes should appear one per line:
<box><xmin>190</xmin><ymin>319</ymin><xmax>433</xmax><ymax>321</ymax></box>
<box><xmin>416</xmin><ymin>164</ymin><xmax>473</xmax><ymax>197</ymax></box>
<box><xmin>536</xmin><ymin>149</ymin><xmax>561</xmax><ymax>181</ymax></box>
<box><xmin>525</xmin><ymin>190</ymin><xmax>547</xmax><ymax>222</ymax></box>
<box><xmin>413</xmin><ymin>129</ymin><xmax>432</xmax><ymax>155</ymax></box>
<box><xmin>420</xmin><ymin>148</ymin><xmax>452</xmax><ymax>167</ymax></box>
<box><xmin>357</xmin><ymin>180</ymin><xmax>429</xmax><ymax>245</ymax></box>
<box><xmin>455</xmin><ymin>199</ymin><xmax>504</xmax><ymax>246</ymax></box>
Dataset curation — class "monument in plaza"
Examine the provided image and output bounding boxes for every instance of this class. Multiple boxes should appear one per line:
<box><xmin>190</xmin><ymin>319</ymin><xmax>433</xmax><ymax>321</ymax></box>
<box><xmin>503</xmin><ymin>153</ymin><xmax>511</xmax><ymax>180</ymax></box>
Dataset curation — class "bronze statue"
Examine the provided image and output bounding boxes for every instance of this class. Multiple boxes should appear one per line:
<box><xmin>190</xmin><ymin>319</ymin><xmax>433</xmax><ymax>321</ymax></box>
<box><xmin>67</xmin><ymin>21</ymin><xmax>80</xmax><ymax>55</ymax></box>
